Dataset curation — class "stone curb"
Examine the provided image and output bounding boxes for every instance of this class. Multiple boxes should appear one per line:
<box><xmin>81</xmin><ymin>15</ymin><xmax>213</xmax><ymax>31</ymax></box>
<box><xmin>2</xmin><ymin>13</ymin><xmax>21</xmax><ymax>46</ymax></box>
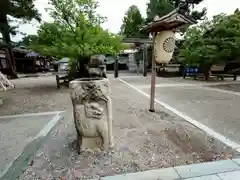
<box><xmin>0</xmin><ymin>113</ymin><xmax>63</xmax><ymax>180</ymax></box>
<box><xmin>94</xmin><ymin>158</ymin><xmax>240</xmax><ymax>180</ymax></box>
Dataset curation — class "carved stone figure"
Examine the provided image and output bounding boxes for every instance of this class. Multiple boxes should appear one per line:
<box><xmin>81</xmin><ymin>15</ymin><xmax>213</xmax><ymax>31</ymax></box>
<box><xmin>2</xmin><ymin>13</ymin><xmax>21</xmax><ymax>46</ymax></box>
<box><xmin>88</xmin><ymin>55</ymin><xmax>107</xmax><ymax>78</ymax></box>
<box><xmin>70</xmin><ymin>78</ymin><xmax>113</xmax><ymax>152</ymax></box>
<box><xmin>88</xmin><ymin>65</ymin><xmax>107</xmax><ymax>78</ymax></box>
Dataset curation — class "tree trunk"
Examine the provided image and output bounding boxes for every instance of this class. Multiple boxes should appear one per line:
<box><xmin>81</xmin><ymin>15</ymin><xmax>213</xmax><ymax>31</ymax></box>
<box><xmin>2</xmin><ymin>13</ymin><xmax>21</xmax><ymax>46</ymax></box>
<box><xmin>68</xmin><ymin>56</ymin><xmax>90</xmax><ymax>80</ymax></box>
<box><xmin>203</xmin><ymin>64</ymin><xmax>211</xmax><ymax>81</ymax></box>
<box><xmin>175</xmin><ymin>0</ymin><xmax>180</xmax><ymax>7</ymax></box>
<box><xmin>0</xmin><ymin>14</ymin><xmax>18</xmax><ymax>79</ymax></box>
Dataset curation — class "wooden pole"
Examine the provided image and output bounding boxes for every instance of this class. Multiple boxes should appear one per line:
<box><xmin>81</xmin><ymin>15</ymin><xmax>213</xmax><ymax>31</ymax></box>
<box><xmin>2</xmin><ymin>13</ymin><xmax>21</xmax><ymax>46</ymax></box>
<box><xmin>114</xmin><ymin>56</ymin><xmax>119</xmax><ymax>78</ymax></box>
<box><xmin>142</xmin><ymin>46</ymin><xmax>145</xmax><ymax>76</ymax></box>
<box><xmin>143</xmin><ymin>44</ymin><xmax>148</xmax><ymax>77</ymax></box>
<box><xmin>149</xmin><ymin>33</ymin><xmax>156</xmax><ymax>112</ymax></box>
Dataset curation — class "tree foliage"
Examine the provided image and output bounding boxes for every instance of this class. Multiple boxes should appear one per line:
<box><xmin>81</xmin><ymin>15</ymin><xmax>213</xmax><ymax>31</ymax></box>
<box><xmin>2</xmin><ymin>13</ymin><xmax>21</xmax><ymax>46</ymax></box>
<box><xmin>0</xmin><ymin>0</ymin><xmax>40</xmax><ymax>42</ymax></box>
<box><xmin>180</xmin><ymin>10</ymin><xmax>240</xmax><ymax>67</ymax></box>
<box><xmin>18</xmin><ymin>34</ymin><xmax>38</xmax><ymax>46</ymax></box>
<box><xmin>120</xmin><ymin>0</ymin><xmax>206</xmax><ymax>38</ymax></box>
<box><xmin>0</xmin><ymin>0</ymin><xmax>40</xmax><ymax>77</ymax></box>
<box><xmin>30</xmin><ymin>0</ymin><xmax>124</xmax><ymax>60</ymax></box>
<box><xmin>146</xmin><ymin>0</ymin><xmax>174</xmax><ymax>23</ymax></box>
<box><xmin>120</xmin><ymin>5</ymin><xmax>146</xmax><ymax>38</ymax></box>
<box><xmin>146</xmin><ymin>0</ymin><xmax>206</xmax><ymax>23</ymax></box>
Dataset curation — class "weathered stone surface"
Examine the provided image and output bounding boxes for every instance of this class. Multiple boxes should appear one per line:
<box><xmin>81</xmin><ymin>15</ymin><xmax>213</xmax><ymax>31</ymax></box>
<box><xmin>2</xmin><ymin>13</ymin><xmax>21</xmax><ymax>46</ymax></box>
<box><xmin>70</xmin><ymin>77</ymin><xmax>113</xmax><ymax>151</ymax></box>
<box><xmin>88</xmin><ymin>66</ymin><xmax>107</xmax><ymax>78</ymax></box>
<box><xmin>88</xmin><ymin>55</ymin><xmax>107</xmax><ymax>78</ymax></box>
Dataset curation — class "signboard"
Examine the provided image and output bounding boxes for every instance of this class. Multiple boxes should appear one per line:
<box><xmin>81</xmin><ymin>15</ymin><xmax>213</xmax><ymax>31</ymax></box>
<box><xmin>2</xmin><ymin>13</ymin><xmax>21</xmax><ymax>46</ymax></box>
<box><xmin>154</xmin><ymin>30</ymin><xmax>175</xmax><ymax>64</ymax></box>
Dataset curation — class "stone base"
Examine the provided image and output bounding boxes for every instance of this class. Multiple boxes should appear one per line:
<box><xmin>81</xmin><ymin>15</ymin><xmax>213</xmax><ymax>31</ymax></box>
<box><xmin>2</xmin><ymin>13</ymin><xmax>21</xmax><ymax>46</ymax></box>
<box><xmin>80</xmin><ymin>137</ymin><xmax>103</xmax><ymax>150</ymax></box>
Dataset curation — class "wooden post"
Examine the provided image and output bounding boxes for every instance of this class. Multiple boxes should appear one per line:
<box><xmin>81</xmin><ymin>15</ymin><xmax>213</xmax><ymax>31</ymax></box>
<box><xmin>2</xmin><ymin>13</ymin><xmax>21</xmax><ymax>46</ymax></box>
<box><xmin>142</xmin><ymin>47</ymin><xmax>145</xmax><ymax>76</ymax></box>
<box><xmin>114</xmin><ymin>56</ymin><xmax>119</xmax><ymax>78</ymax></box>
<box><xmin>149</xmin><ymin>33</ymin><xmax>156</xmax><ymax>112</ymax></box>
<box><xmin>143</xmin><ymin>44</ymin><xmax>148</xmax><ymax>77</ymax></box>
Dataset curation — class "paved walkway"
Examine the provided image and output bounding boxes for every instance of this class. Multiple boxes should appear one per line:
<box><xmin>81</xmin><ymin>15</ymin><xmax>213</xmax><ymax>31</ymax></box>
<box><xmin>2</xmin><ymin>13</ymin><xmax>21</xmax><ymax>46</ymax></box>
<box><xmin>98</xmin><ymin>158</ymin><xmax>240</xmax><ymax>180</ymax></box>
<box><xmin>0</xmin><ymin>111</ymin><xmax>63</xmax><ymax>180</ymax></box>
<box><xmin>118</xmin><ymin>75</ymin><xmax>240</xmax><ymax>152</ymax></box>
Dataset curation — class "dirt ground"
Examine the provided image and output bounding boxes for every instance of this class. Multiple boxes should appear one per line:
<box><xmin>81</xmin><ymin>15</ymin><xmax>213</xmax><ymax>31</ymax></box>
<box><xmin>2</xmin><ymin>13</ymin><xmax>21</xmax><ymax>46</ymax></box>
<box><xmin>0</xmin><ymin>76</ymin><xmax>71</xmax><ymax>116</ymax></box>
<box><xmin>0</xmin><ymin>76</ymin><xmax>239</xmax><ymax>180</ymax></box>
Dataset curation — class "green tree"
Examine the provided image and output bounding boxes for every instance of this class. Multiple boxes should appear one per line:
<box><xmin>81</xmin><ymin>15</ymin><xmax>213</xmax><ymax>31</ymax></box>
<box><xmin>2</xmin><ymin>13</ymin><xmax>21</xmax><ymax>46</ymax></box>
<box><xmin>0</xmin><ymin>0</ymin><xmax>40</xmax><ymax>78</ymax></box>
<box><xmin>120</xmin><ymin>5</ymin><xmax>146</xmax><ymax>38</ymax></box>
<box><xmin>18</xmin><ymin>34</ymin><xmax>39</xmax><ymax>46</ymax></box>
<box><xmin>31</xmin><ymin>0</ymin><xmax>124</xmax><ymax>78</ymax></box>
<box><xmin>180</xmin><ymin>11</ymin><xmax>240</xmax><ymax>79</ymax></box>
<box><xmin>146</xmin><ymin>0</ymin><xmax>206</xmax><ymax>23</ymax></box>
<box><xmin>146</xmin><ymin>0</ymin><xmax>174</xmax><ymax>23</ymax></box>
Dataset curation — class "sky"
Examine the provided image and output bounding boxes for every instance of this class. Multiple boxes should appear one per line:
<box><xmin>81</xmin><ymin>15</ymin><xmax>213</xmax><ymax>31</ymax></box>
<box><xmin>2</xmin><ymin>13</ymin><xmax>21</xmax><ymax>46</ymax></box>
<box><xmin>11</xmin><ymin>0</ymin><xmax>240</xmax><ymax>42</ymax></box>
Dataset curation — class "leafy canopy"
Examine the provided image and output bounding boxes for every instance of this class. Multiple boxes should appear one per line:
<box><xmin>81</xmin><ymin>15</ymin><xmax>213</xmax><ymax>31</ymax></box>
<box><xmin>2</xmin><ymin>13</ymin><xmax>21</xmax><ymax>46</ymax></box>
<box><xmin>180</xmin><ymin>10</ymin><xmax>240</xmax><ymax>66</ymax></box>
<box><xmin>18</xmin><ymin>34</ymin><xmax>38</xmax><ymax>46</ymax></box>
<box><xmin>30</xmin><ymin>0</ymin><xmax>124</xmax><ymax>59</ymax></box>
<box><xmin>146</xmin><ymin>0</ymin><xmax>174</xmax><ymax>23</ymax></box>
<box><xmin>119</xmin><ymin>0</ymin><xmax>206</xmax><ymax>38</ymax></box>
<box><xmin>2</xmin><ymin>0</ymin><xmax>40</xmax><ymax>21</ymax></box>
<box><xmin>0</xmin><ymin>0</ymin><xmax>41</xmax><ymax>37</ymax></box>
<box><xmin>146</xmin><ymin>0</ymin><xmax>206</xmax><ymax>23</ymax></box>
<box><xmin>120</xmin><ymin>5</ymin><xmax>146</xmax><ymax>38</ymax></box>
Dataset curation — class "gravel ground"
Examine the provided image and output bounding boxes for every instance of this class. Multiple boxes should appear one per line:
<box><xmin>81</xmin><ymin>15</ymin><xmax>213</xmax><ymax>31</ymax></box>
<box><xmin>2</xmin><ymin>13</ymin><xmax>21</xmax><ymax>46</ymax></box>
<box><xmin>0</xmin><ymin>76</ymin><xmax>238</xmax><ymax>180</ymax></box>
<box><xmin>0</xmin><ymin>76</ymin><xmax>70</xmax><ymax>116</ymax></box>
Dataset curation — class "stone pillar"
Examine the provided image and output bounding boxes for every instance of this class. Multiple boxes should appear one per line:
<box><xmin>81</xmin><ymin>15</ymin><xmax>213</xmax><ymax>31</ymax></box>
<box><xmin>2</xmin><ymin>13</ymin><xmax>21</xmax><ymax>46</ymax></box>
<box><xmin>70</xmin><ymin>77</ymin><xmax>113</xmax><ymax>152</ymax></box>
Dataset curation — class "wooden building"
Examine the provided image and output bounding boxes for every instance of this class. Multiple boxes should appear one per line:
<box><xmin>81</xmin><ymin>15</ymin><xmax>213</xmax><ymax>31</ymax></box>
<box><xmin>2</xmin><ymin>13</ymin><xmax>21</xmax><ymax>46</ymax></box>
<box><xmin>0</xmin><ymin>38</ymin><xmax>51</xmax><ymax>75</ymax></box>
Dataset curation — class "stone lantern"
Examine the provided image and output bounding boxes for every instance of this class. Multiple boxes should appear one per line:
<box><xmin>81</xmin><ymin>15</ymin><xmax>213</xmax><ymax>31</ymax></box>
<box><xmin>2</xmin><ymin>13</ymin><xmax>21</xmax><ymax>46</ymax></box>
<box><xmin>141</xmin><ymin>8</ymin><xmax>196</xmax><ymax>112</ymax></box>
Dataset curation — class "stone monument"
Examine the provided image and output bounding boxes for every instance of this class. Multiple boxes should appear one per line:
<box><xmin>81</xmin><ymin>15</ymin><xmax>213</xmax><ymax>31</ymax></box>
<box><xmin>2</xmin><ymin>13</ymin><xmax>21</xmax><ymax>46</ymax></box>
<box><xmin>70</xmin><ymin>55</ymin><xmax>113</xmax><ymax>153</ymax></box>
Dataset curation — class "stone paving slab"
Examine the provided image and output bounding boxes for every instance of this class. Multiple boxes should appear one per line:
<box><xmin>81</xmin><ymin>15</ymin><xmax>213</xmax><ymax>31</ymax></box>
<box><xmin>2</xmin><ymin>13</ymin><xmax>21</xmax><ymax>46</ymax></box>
<box><xmin>175</xmin><ymin>159</ymin><xmax>240</xmax><ymax>179</ymax></box>
<box><xmin>218</xmin><ymin>170</ymin><xmax>240</xmax><ymax>180</ymax></box>
<box><xmin>102</xmin><ymin>168</ymin><xmax>179</xmax><ymax>180</ymax></box>
<box><xmin>185</xmin><ymin>175</ymin><xmax>221</xmax><ymax>180</ymax></box>
<box><xmin>0</xmin><ymin>112</ymin><xmax>62</xmax><ymax>180</ymax></box>
<box><xmin>232</xmin><ymin>158</ymin><xmax>240</xmax><ymax>166</ymax></box>
<box><xmin>98</xmin><ymin>158</ymin><xmax>240</xmax><ymax>180</ymax></box>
